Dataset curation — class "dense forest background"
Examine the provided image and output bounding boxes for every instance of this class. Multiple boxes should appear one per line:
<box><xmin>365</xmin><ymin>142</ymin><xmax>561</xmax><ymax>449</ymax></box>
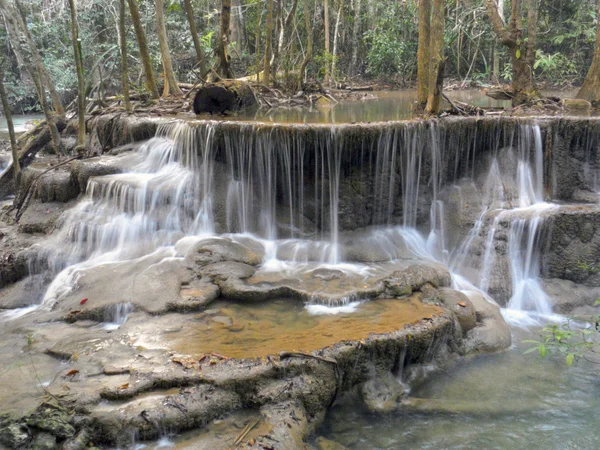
<box><xmin>0</xmin><ymin>0</ymin><xmax>598</xmax><ymax>113</ymax></box>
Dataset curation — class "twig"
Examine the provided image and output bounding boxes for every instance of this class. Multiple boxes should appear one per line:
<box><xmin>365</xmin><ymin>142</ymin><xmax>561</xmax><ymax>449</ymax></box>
<box><xmin>278</xmin><ymin>351</ymin><xmax>337</xmax><ymax>365</ymax></box>
<box><xmin>232</xmin><ymin>417</ymin><xmax>261</xmax><ymax>447</ymax></box>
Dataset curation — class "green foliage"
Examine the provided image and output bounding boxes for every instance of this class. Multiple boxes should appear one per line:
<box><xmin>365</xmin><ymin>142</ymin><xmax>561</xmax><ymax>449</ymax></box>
<box><xmin>524</xmin><ymin>304</ymin><xmax>600</xmax><ymax>367</ymax></box>
<box><xmin>363</xmin><ymin>2</ymin><xmax>417</xmax><ymax>79</ymax></box>
<box><xmin>534</xmin><ymin>50</ymin><xmax>578</xmax><ymax>81</ymax></box>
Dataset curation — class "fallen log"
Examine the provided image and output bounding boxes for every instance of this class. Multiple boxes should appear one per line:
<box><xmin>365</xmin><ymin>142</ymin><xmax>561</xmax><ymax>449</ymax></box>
<box><xmin>485</xmin><ymin>88</ymin><xmax>514</xmax><ymax>101</ymax></box>
<box><xmin>192</xmin><ymin>80</ymin><xmax>258</xmax><ymax>115</ymax></box>
<box><xmin>345</xmin><ymin>85</ymin><xmax>374</xmax><ymax>92</ymax></box>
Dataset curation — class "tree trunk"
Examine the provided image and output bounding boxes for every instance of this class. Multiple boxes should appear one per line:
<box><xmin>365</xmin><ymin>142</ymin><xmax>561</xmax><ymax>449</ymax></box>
<box><xmin>156</xmin><ymin>0</ymin><xmax>182</xmax><ymax>97</ymax></box>
<box><xmin>217</xmin><ymin>0</ymin><xmax>234</xmax><ymax>79</ymax></box>
<box><xmin>231</xmin><ymin>0</ymin><xmax>247</xmax><ymax>53</ymax></box>
<box><xmin>578</xmin><ymin>0</ymin><xmax>600</xmax><ymax>103</ymax></box>
<box><xmin>11</xmin><ymin>0</ymin><xmax>64</xmax><ymax>116</ymax></box>
<box><xmin>331</xmin><ymin>0</ymin><xmax>342</xmax><ymax>82</ymax></box>
<box><xmin>264</xmin><ymin>0</ymin><xmax>274</xmax><ymax>85</ymax></box>
<box><xmin>68</xmin><ymin>0</ymin><xmax>86</xmax><ymax>151</ymax></box>
<box><xmin>14</xmin><ymin>0</ymin><xmax>62</xmax><ymax>115</ymax></box>
<box><xmin>298</xmin><ymin>0</ymin><xmax>313</xmax><ymax>87</ymax></box>
<box><xmin>425</xmin><ymin>0</ymin><xmax>445</xmax><ymax>114</ymax></box>
<box><xmin>417</xmin><ymin>0</ymin><xmax>432</xmax><ymax>106</ymax></box>
<box><xmin>127</xmin><ymin>0</ymin><xmax>159</xmax><ymax>98</ymax></box>
<box><xmin>484</xmin><ymin>0</ymin><xmax>538</xmax><ymax>106</ymax></box>
<box><xmin>273</xmin><ymin>0</ymin><xmax>299</xmax><ymax>80</ymax></box>
<box><xmin>0</xmin><ymin>63</ymin><xmax>20</xmax><ymax>182</ymax></box>
<box><xmin>349</xmin><ymin>0</ymin><xmax>362</xmax><ymax>77</ymax></box>
<box><xmin>184</xmin><ymin>0</ymin><xmax>207</xmax><ymax>77</ymax></box>
<box><xmin>491</xmin><ymin>0</ymin><xmax>503</xmax><ymax>84</ymax></box>
<box><xmin>119</xmin><ymin>0</ymin><xmax>132</xmax><ymax>112</ymax></box>
<box><xmin>0</xmin><ymin>0</ymin><xmax>64</xmax><ymax>155</ymax></box>
<box><xmin>255</xmin><ymin>9</ymin><xmax>262</xmax><ymax>83</ymax></box>
<box><xmin>323</xmin><ymin>0</ymin><xmax>330</xmax><ymax>84</ymax></box>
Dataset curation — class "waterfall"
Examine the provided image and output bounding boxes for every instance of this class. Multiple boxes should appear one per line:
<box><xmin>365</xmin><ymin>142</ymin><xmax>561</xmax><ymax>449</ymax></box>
<box><xmin>15</xmin><ymin>117</ymin><xmax>564</xmax><ymax>323</ymax></box>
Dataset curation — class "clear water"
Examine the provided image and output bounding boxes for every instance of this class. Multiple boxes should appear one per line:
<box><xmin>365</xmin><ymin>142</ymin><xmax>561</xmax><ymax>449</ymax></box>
<box><xmin>0</xmin><ymin>113</ymin><xmax>43</xmax><ymax>136</ymax></box>
<box><xmin>193</xmin><ymin>90</ymin><xmax>511</xmax><ymax>124</ymax></box>
<box><xmin>319</xmin><ymin>327</ymin><xmax>600</xmax><ymax>450</ymax></box>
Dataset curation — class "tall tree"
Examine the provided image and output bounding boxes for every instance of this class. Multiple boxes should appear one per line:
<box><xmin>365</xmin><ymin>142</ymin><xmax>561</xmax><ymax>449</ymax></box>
<box><xmin>0</xmin><ymin>62</ymin><xmax>20</xmax><ymax>182</ymax></box>
<box><xmin>1</xmin><ymin>0</ymin><xmax>64</xmax><ymax>155</ymax></box>
<box><xmin>272</xmin><ymin>0</ymin><xmax>299</xmax><ymax>79</ymax></box>
<box><xmin>127</xmin><ymin>0</ymin><xmax>160</xmax><ymax>98</ymax></box>
<box><xmin>155</xmin><ymin>0</ymin><xmax>182</xmax><ymax>96</ymax></box>
<box><xmin>8</xmin><ymin>0</ymin><xmax>64</xmax><ymax>116</ymax></box>
<box><xmin>68</xmin><ymin>0</ymin><xmax>86</xmax><ymax>152</ymax></box>
<box><xmin>425</xmin><ymin>0</ymin><xmax>445</xmax><ymax>114</ymax></box>
<box><xmin>417</xmin><ymin>0</ymin><xmax>432</xmax><ymax>106</ymax></box>
<box><xmin>298</xmin><ymin>0</ymin><xmax>313</xmax><ymax>87</ymax></box>
<box><xmin>183</xmin><ymin>0</ymin><xmax>207</xmax><ymax>77</ymax></box>
<box><xmin>577</xmin><ymin>0</ymin><xmax>600</xmax><ymax>104</ymax></box>
<box><xmin>119</xmin><ymin>0</ymin><xmax>132</xmax><ymax>112</ymax></box>
<box><xmin>323</xmin><ymin>0</ymin><xmax>330</xmax><ymax>83</ymax></box>
<box><xmin>484</xmin><ymin>0</ymin><xmax>539</xmax><ymax>105</ymax></box>
<box><xmin>231</xmin><ymin>0</ymin><xmax>247</xmax><ymax>53</ymax></box>
<box><xmin>216</xmin><ymin>0</ymin><xmax>234</xmax><ymax>78</ymax></box>
<box><xmin>349</xmin><ymin>0</ymin><xmax>362</xmax><ymax>78</ymax></box>
<box><xmin>331</xmin><ymin>0</ymin><xmax>342</xmax><ymax>82</ymax></box>
<box><xmin>264</xmin><ymin>0</ymin><xmax>274</xmax><ymax>85</ymax></box>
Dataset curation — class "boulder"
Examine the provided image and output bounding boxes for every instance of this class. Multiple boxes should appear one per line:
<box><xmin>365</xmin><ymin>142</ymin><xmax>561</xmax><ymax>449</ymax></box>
<box><xmin>462</xmin><ymin>290</ymin><xmax>511</xmax><ymax>353</ymax></box>
<box><xmin>439</xmin><ymin>288</ymin><xmax>477</xmax><ymax>333</ymax></box>
<box><xmin>0</xmin><ymin>423</ymin><xmax>31</xmax><ymax>448</ymax></box>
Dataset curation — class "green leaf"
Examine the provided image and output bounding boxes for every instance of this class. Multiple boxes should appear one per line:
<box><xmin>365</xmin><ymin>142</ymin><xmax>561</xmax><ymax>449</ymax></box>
<box><xmin>594</xmin><ymin>298</ymin><xmax>600</xmax><ymax>306</ymax></box>
<box><xmin>566</xmin><ymin>353</ymin><xmax>574</xmax><ymax>367</ymax></box>
<box><xmin>523</xmin><ymin>347</ymin><xmax>540</xmax><ymax>355</ymax></box>
<box><xmin>516</xmin><ymin>49</ymin><xmax>521</xmax><ymax>59</ymax></box>
<box><xmin>539</xmin><ymin>344</ymin><xmax>547</xmax><ymax>358</ymax></box>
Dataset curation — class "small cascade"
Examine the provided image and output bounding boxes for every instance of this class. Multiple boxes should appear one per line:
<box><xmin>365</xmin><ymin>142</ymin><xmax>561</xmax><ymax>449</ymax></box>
<box><xmin>507</xmin><ymin>215</ymin><xmax>552</xmax><ymax>314</ymax></box>
<box><xmin>103</xmin><ymin>302</ymin><xmax>134</xmax><ymax>330</ymax></box>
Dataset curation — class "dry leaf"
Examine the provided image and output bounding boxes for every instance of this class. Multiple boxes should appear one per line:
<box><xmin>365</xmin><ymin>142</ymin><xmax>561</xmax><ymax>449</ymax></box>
<box><xmin>118</xmin><ymin>383</ymin><xmax>129</xmax><ymax>390</ymax></box>
<box><xmin>458</xmin><ymin>301</ymin><xmax>467</xmax><ymax>307</ymax></box>
<box><xmin>65</xmin><ymin>369</ymin><xmax>79</xmax><ymax>377</ymax></box>
<box><xmin>80</xmin><ymin>298</ymin><xmax>88</xmax><ymax>305</ymax></box>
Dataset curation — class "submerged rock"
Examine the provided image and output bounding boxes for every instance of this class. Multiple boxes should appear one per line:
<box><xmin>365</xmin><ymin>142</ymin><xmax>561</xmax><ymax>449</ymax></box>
<box><xmin>359</xmin><ymin>371</ymin><xmax>407</xmax><ymax>413</ymax></box>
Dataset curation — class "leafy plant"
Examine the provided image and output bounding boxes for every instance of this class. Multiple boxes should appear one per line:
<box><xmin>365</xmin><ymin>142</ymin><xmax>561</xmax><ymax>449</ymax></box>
<box><xmin>524</xmin><ymin>300</ymin><xmax>600</xmax><ymax>367</ymax></box>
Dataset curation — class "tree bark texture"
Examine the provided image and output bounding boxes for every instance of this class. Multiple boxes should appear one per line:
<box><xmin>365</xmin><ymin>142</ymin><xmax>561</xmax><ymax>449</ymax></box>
<box><xmin>156</xmin><ymin>0</ymin><xmax>182</xmax><ymax>97</ymax></box>
<box><xmin>578</xmin><ymin>0</ymin><xmax>600</xmax><ymax>103</ymax></box>
<box><xmin>217</xmin><ymin>0</ymin><xmax>234</xmax><ymax>79</ymax></box>
<box><xmin>349</xmin><ymin>0</ymin><xmax>362</xmax><ymax>77</ymax></box>
<box><xmin>264</xmin><ymin>0</ymin><xmax>274</xmax><ymax>85</ymax></box>
<box><xmin>0</xmin><ymin>63</ymin><xmax>20</xmax><ymax>182</ymax></box>
<box><xmin>184</xmin><ymin>0</ymin><xmax>207</xmax><ymax>77</ymax></box>
<box><xmin>127</xmin><ymin>0</ymin><xmax>159</xmax><ymax>98</ymax></box>
<box><xmin>425</xmin><ymin>0</ymin><xmax>445</xmax><ymax>114</ymax></box>
<box><xmin>68</xmin><ymin>0</ymin><xmax>86</xmax><ymax>150</ymax></box>
<box><xmin>119</xmin><ymin>0</ymin><xmax>132</xmax><ymax>112</ymax></box>
<box><xmin>417</xmin><ymin>0</ymin><xmax>432</xmax><ymax>106</ymax></box>
<box><xmin>484</xmin><ymin>0</ymin><xmax>538</xmax><ymax>105</ymax></box>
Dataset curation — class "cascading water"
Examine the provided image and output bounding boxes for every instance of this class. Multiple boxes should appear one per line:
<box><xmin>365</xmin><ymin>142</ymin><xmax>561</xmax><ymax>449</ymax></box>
<box><xmin>12</xmin><ymin>117</ymin><xmax>563</xmax><ymax>322</ymax></box>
